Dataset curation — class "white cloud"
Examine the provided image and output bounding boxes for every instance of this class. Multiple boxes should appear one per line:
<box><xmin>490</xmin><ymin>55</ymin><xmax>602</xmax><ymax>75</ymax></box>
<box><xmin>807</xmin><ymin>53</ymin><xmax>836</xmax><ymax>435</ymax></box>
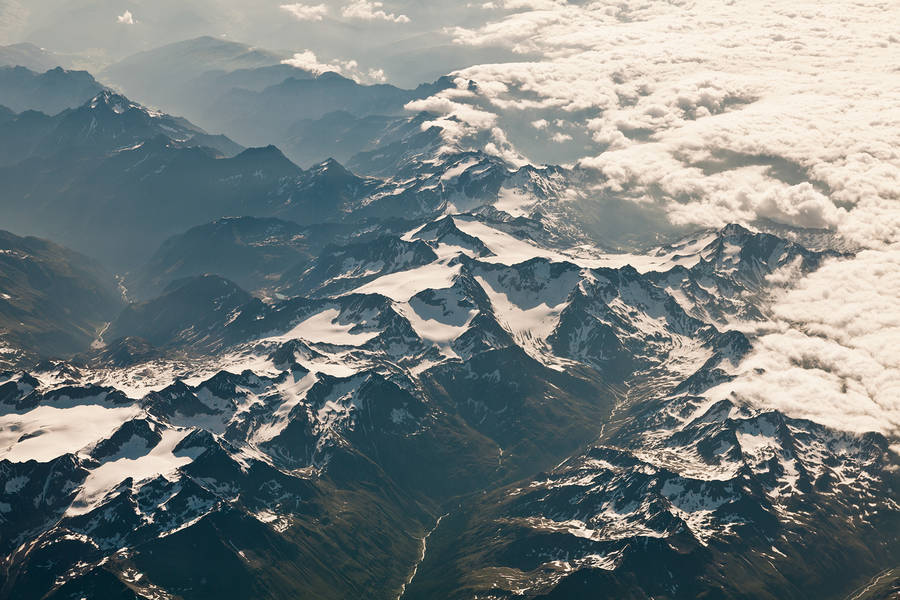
<box><xmin>431</xmin><ymin>1</ymin><xmax>899</xmax><ymax>244</ymax></box>
<box><xmin>708</xmin><ymin>248</ymin><xmax>900</xmax><ymax>436</ymax></box>
<box><xmin>406</xmin><ymin>0</ymin><xmax>900</xmax><ymax>438</ymax></box>
<box><xmin>404</xmin><ymin>78</ymin><xmax>527</xmax><ymax>164</ymax></box>
<box><xmin>116</xmin><ymin>10</ymin><xmax>135</xmax><ymax>25</ymax></box>
<box><xmin>281</xmin><ymin>3</ymin><xmax>328</xmax><ymax>21</ymax></box>
<box><xmin>341</xmin><ymin>1</ymin><xmax>410</xmax><ymax>23</ymax></box>
<box><xmin>481</xmin><ymin>0</ymin><xmax>567</xmax><ymax>11</ymax></box>
<box><xmin>281</xmin><ymin>50</ymin><xmax>387</xmax><ymax>83</ymax></box>
<box><xmin>406</xmin><ymin>93</ymin><xmax>498</xmax><ymax>130</ymax></box>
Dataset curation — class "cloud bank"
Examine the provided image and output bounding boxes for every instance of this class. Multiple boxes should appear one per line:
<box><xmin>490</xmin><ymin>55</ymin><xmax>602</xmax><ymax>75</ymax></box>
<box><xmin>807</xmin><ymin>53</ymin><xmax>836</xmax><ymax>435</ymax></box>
<box><xmin>709</xmin><ymin>248</ymin><xmax>900</xmax><ymax>437</ymax></box>
<box><xmin>408</xmin><ymin>0</ymin><xmax>900</xmax><ymax>438</ymax></box>
<box><xmin>418</xmin><ymin>0</ymin><xmax>899</xmax><ymax>241</ymax></box>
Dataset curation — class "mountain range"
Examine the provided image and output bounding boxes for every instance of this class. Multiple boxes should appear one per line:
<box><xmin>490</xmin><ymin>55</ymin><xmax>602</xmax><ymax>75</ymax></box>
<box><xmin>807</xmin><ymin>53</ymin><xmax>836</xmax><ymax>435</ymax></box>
<box><xmin>0</xmin><ymin>43</ymin><xmax>64</xmax><ymax>72</ymax></box>
<box><xmin>0</xmin><ymin>44</ymin><xmax>895</xmax><ymax>600</ymax></box>
<box><xmin>0</xmin><ymin>66</ymin><xmax>102</xmax><ymax>114</ymax></box>
<box><xmin>0</xmin><ymin>80</ymin><xmax>594</xmax><ymax>270</ymax></box>
<box><xmin>2</xmin><ymin>209</ymin><xmax>894</xmax><ymax>600</ymax></box>
<box><xmin>98</xmin><ymin>36</ymin><xmax>458</xmax><ymax>167</ymax></box>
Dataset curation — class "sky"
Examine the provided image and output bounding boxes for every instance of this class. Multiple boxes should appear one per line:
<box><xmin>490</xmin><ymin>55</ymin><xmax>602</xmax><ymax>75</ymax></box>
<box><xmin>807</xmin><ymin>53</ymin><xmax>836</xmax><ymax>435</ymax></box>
<box><xmin>1</xmin><ymin>0</ymin><xmax>898</xmax><ymax>438</ymax></box>
<box><xmin>0</xmin><ymin>1</ymin><xmax>526</xmax><ymax>84</ymax></box>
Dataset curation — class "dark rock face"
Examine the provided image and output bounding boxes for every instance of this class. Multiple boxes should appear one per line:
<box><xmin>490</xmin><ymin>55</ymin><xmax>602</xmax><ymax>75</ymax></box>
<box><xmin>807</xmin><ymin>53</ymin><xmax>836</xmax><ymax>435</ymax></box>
<box><xmin>0</xmin><ymin>230</ymin><xmax>124</xmax><ymax>359</ymax></box>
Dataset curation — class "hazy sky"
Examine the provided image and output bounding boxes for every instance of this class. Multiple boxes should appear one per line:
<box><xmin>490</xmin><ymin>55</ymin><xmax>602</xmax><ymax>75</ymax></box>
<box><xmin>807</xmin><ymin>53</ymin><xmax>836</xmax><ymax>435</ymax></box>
<box><xmin>0</xmin><ymin>1</ymin><xmax>525</xmax><ymax>84</ymax></box>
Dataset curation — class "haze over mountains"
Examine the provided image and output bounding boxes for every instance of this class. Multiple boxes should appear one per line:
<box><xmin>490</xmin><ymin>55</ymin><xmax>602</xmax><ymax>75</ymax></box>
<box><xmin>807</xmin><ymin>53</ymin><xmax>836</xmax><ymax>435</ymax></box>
<box><xmin>0</xmin><ymin>2</ymin><xmax>527</xmax><ymax>86</ymax></box>
<box><xmin>0</xmin><ymin>65</ymin><xmax>103</xmax><ymax>114</ymax></box>
<box><xmin>0</xmin><ymin>42</ymin><xmax>63</xmax><ymax>72</ymax></box>
<box><xmin>97</xmin><ymin>36</ymin><xmax>460</xmax><ymax>167</ymax></box>
<box><xmin>0</xmin><ymin>3</ymin><xmax>898</xmax><ymax>599</ymax></box>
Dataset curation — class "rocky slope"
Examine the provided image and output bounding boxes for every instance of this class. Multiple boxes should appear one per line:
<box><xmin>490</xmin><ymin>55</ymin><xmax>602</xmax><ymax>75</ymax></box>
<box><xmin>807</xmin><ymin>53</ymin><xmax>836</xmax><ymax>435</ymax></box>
<box><xmin>0</xmin><ymin>230</ymin><xmax>124</xmax><ymax>364</ymax></box>
<box><xmin>1</xmin><ymin>212</ymin><xmax>894</xmax><ymax>600</ymax></box>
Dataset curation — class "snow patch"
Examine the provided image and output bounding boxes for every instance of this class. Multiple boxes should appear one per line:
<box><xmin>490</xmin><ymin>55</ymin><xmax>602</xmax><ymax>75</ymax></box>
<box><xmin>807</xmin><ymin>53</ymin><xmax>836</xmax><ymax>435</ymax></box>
<box><xmin>269</xmin><ymin>308</ymin><xmax>380</xmax><ymax>346</ymax></box>
<box><xmin>67</xmin><ymin>428</ymin><xmax>204</xmax><ymax>517</ymax></box>
<box><xmin>0</xmin><ymin>404</ymin><xmax>140</xmax><ymax>463</ymax></box>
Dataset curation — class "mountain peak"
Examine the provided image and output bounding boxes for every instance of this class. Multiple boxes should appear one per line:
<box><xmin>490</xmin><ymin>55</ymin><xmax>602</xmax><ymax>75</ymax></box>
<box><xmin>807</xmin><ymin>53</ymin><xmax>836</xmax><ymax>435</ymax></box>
<box><xmin>0</xmin><ymin>64</ymin><xmax>106</xmax><ymax>114</ymax></box>
<box><xmin>235</xmin><ymin>143</ymin><xmax>284</xmax><ymax>158</ymax></box>
<box><xmin>232</xmin><ymin>144</ymin><xmax>302</xmax><ymax>174</ymax></box>
<box><xmin>309</xmin><ymin>157</ymin><xmax>354</xmax><ymax>179</ymax></box>
<box><xmin>316</xmin><ymin>71</ymin><xmax>350</xmax><ymax>83</ymax></box>
<box><xmin>316</xmin><ymin>156</ymin><xmax>344</xmax><ymax>169</ymax></box>
<box><xmin>87</xmin><ymin>90</ymin><xmax>137</xmax><ymax>114</ymax></box>
<box><xmin>718</xmin><ymin>222</ymin><xmax>754</xmax><ymax>239</ymax></box>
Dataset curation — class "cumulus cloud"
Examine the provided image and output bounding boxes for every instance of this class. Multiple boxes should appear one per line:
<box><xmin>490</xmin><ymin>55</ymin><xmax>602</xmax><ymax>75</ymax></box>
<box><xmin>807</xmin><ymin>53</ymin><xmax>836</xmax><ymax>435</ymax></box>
<box><xmin>422</xmin><ymin>0</ymin><xmax>900</xmax><ymax>244</ymax></box>
<box><xmin>282</xmin><ymin>50</ymin><xmax>387</xmax><ymax>83</ymax></box>
<box><xmin>404</xmin><ymin>78</ymin><xmax>528</xmax><ymax>164</ymax></box>
<box><xmin>708</xmin><ymin>248</ymin><xmax>900</xmax><ymax>436</ymax></box>
<box><xmin>406</xmin><ymin>91</ymin><xmax>498</xmax><ymax>130</ymax></box>
<box><xmin>281</xmin><ymin>3</ymin><xmax>328</xmax><ymax>21</ymax></box>
<box><xmin>116</xmin><ymin>10</ymin><xmax>135</xmax><ymax>25</ymax></box>
<box><xmin>341</xmin><ymin>1</ymin><xmax>410</xmax><ymax>23</ymax></box>
<box><xmin>403</xmin><ymin>0</ymin><xmax>900</xmax><ymax>438</ymax></box>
